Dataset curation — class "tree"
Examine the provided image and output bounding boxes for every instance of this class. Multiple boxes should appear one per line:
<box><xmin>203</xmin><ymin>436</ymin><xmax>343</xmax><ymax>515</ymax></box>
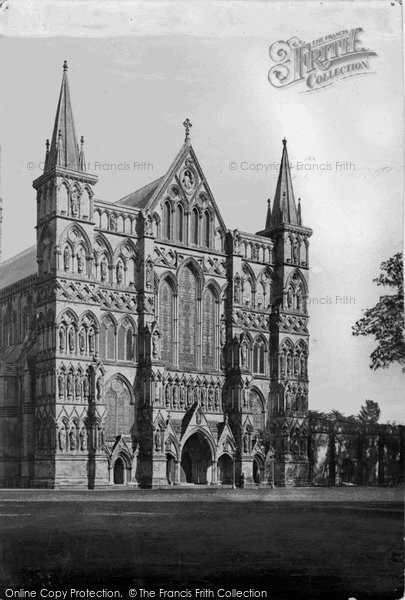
<box><xmin>358</xmin><ymin>400</ymin><xmax>381</xmax><ymax>424</ymax></box>
<box><xmin>352</xmin><ymin>252</ymin><xmax>404</xmax><ymax>371</ymax></box>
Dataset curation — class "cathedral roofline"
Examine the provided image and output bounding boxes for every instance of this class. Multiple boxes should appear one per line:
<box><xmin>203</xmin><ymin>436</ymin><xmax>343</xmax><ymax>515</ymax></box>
<box><xmin>33</xmin><ymin>165</ymin><xmax>98</xmax><ymax>190</ymax></box>
<box><xmin>0</xmin><ymin>244</ymin><xmax>37</xmax><ymax>291</ymax></box>
<box><xmin>256</xmin><ymin>223</ymin><xmax>313</xmax><ymax>237</ymax></box>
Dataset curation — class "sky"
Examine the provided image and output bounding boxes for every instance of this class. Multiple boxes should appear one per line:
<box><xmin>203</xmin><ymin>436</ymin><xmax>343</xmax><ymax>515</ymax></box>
<box><xmin>0</xmin><ymin>1</ymin><xmax>403</xmax><ymax>421</ymax></box>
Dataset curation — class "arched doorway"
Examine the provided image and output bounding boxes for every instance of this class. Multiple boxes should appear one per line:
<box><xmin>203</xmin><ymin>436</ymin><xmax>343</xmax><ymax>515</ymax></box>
<box><xmin>113</xmin><ymin>457</ymin><xmax>125</xmax><ymax>484</ymax></box>
<box><xmin>253</xmin><ymin>455</ymin><xmax>264</xmax><ymax>484</ymax></box>
<box><xmin>166</xmin><ymin>453</ymin><xmax>176</xmax><ymax>484</ymax></box>
<box><xmin>180</xmin><ymin>432</ymin><xmax>212</xmax><ymax>484</ymax></box>
<box><xmin>218</xmin><ymin>454</ymin><xmax>233</xmax><ymax>485</ymax></box>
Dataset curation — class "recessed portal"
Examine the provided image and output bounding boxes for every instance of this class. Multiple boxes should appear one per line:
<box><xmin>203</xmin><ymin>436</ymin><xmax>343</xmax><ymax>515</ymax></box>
<box><xmin>113</xmin><ymin>457</ymin><xmax>125</xmax><ymax>484</ymax></box>
<box><xmin>180</xmin><ymin>432</ymin><xmax>212</xmax><ymax>484</ymax></box>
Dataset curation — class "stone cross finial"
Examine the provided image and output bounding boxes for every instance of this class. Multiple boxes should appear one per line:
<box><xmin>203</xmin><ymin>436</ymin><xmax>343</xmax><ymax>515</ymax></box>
<box><xmin>183</xmin><ymin>118</ymin><xmax>192</xmax><ymax>141</ymax></box>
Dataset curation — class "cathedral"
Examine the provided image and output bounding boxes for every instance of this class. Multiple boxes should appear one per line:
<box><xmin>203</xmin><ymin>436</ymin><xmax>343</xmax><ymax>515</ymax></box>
<box><xmin>0</xmin><ymin>62</ymin><xmax>312</xmax><ymax>488</ymax></box>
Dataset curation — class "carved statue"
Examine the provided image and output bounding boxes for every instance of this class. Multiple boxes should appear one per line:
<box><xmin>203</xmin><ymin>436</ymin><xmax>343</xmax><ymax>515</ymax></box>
<box><xmin>152</xmin><ymin>331</ymin><xmax>160</xmax><ymax>359</ymax></box>
<box><xmin>300</xmin><ymin>354</ymin><xmax>306</xmax><ymax>376</ymax></box>
<box><xmin>182</xmin><ymin>169</ymin><xmax>194</xmax><ymax>191</ymax></box>
<box><xmin>154</xmin><ymin>428</ymin><xmax>161</xmax><ymax>452</ymax></box>
<box><xmin>78</xmin><ymin>329</ymin><xmax>86</xmax><ymax>353</ymax></box>
<box><xmin>88</xmin><ymin>329</ymin><xmax>95</xmax><ymax>353</ymax></box>
<box><xmin>243</xmin><ymin>433</ymin><xmax>249</xmax><ymax>453</ymax></box>
<box><xmin>80</xmin><ymin>427</ymin><xmax>87</xmax><ymax>451</ymax></box>
<box><xmin>165</xmin><ymin>385</ymin><xmax>171</xmax><ymax>407</ymax></box>
<box><xmin>285</xmin><ymin>391</ymin><xmax>292</xmax><ymax>412</ymax></box>
<box><xmin>287</xmin><ymin>287</ymin><xmax>293</xmax><ymax>309</ymax></box>
<box><xmin>100</xmin><ymin>259</ymin><xmax>108</xmax><ymax>281</ymax></box>
<box><xmin>63</xmin><ymin>246</ymin><xmax>70</xmax><ymax>271</ymax></box>
<box><xmin>144</xmin><ymin>217</ymin><xmax>152</xmax><ymax>235</ymax></box>
<box><xmin>58</xmin><ymin>427</ymin><xmax>65</xmax><ymax>451</ymax></box>
<box><xmin>109</xmin><ymin>213</ymin><xmax>117</xmax><ymax>232</ymax></box>
<box><xmin>286</xmin><ymin>354</ymin><xmax>292</xmax><ymax>375</ymax></box>
<box><xmin>77</xmin><ymin>249</ymin><xmax>85</xmax><ymax>273</ymax></box>
<box><xmin>297</xmin><ymin>289</ymin><xmax>303</xmax><ymax>311</ymax></box>
<box><xmin>173</xmin><ymin>386</ymin><xmax>178</xmax><ymax>408</ymax></box>
<box><xmin>116</xmin><ymin>262</ymin><xmax>124</xmax><ymax>284</ymax></box>
<box><xmin>96</xmin><ymin>377</ymin><xmax>103</xmax><ymax>401</ymax></box>
<box><xmin>75</xmin><ymin>374</ymin><xmax>82</xmax><ymax>397</ymax></box>
<box><xmin>240</xmin><ymin>343</ymin><xmax>247</xmax><ymax>368</ymax></box>
<box><xmin>145</xmin><ymin>265</ymin><xmax>153</xmax><ymax>289</ymax></box>
<box><xmin>59</xmin><ymin>328</ymin><xmax>66</xmax><ymax>352</ymax></box>
<box><xmin>67</xmin><ymin>372</ymin><xmax>74</xmax><ymax>397</ymax></box>
<box><xmin>68</xmin><ymin>328</ymin><xmax>75</xmax><ymax>353</ymax></box>
<box><xmin>70</xmin><ymin>190</ymin><xmax>79</xmax><ymax>217</ymax></box>
<box><xmin>58</xmin><ymin>374</ymin><xmax>65</xmax><ymax>397</ymax></box>
<box><xmin>220</xmin><ymin>316</ymin><xmax>226</xmax><ymax>346</ymax></box>
<box><xmin>234</xmin><ymin>278</ymin><xmax>241</xmax><ymax>304</ymax></box>
<box><xmin>83</xmin><ymin>376</ymin><xmax>89</xmax><ymax>398</ymax></box>
<box><xmin>202</xmin><ymin>387</ymin><xmax>207</xmax><ymax>409</ymax></box>
<box><xmin>292</xmin><ymin>241</ymin><xmax>299</xmax><ymax>262</ymax></box>
<box><xmin>208</xmin><ymin>387</ymin><xmax>214</xmax><ymax>410</ymax></box>
<box><xmin>69</xmin><ymin>428</ymin><xmax>76</xmax><ymax>451</ymax></box>
<box><xmin>214</xmin><ymin>387</ymin><xmax>220</xmax><ymax>410</ymax></box>
<box><xmin>187</xmin><ymin>387</ymin><xmax>193</xmax><ymax>408</ymax></box>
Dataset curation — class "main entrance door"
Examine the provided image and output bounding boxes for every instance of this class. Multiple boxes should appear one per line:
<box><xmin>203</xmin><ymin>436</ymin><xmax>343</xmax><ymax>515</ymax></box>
<box><xmin>180</xmin><ymin>433</ymin><xmax>212</xmax><ymax>484</ymax></box>
<box><xmin>113</xmin><ymin>458</ymin><xmax>125</xmax><ymax>484</ymax></box>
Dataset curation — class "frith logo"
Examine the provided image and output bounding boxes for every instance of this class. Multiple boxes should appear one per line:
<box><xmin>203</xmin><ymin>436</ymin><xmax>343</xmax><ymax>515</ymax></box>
<box><xmin>268</xmin><ymin>27</ymin><xmax>377</xmax><ymax>92</ymax></box>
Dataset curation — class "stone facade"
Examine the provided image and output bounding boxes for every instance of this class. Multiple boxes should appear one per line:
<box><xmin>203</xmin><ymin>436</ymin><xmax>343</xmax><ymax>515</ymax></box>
<box><xmin>0</xmin><ymin>63</ymin><xmax>313</xmax><ymax>488</ymax></box>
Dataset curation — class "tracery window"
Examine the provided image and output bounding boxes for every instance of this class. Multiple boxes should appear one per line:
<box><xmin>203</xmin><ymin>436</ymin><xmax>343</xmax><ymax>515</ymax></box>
<box><xmin>100</xmin><ymin>316</ymin><xmax>116</xmax><ymax>361</ymax></box>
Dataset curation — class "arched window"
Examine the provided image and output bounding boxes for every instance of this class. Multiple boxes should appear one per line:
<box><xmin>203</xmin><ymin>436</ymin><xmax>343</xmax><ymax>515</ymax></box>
<box><xmin>100</xmin><ymin>316</ymin><xmax>116</xmax><ymax>361</ymax></box>
<box><xmin>192</xmin><ymin>208</ymin><xmax>199</xmax><ymax>245</ymax></box>
<box><xmin>253</xmin><ymin>339</ymin><xmax>266</xmax><ymax>374</ymax></box>
<box><xmin>175</xmin><ymin>204</ymin><xmax>183</xmax><ymax>243</ymax></box>
<box><xmin>253</xmin><ymin>345</ymin><xmax>258</xmax><ymax>373</ymax></box>
<box><xmin>159</xmin><ymin>279</ymin><xmax>174</xmax><ymax>363</ymax></box>
<box><xmin>243</xmin><ymin>279</ymin><xmax>253</xmax><ymax>307</ymax></box>
<box><xmin>259</xmin><ymin>344</ymin><xmax>265</xmax><ymax>373</ymax></box>
<box><xmin>178</xmin><ymin>265</ymin><xmax>197</xmax><ymax>368</ymax></box>
<box><xmin>105</xmin><ymin>377</ymin><xmax>134</xmax><ymax>439</ymax></box>
<box><xmin>164</xmin><ymin>201</ymin><xmax>171</xmax><ymax>240</ymax></box>
<box><xmin>117</xmin><ymin>320</ymin><xmax>134</xmax><ymax>362</ymax></box>
<box><xmin>250</xmin><ymin>390</ymin><xmax>264</xmax><ymax>436</ymax></box>
<box><xmin>202</xmin><ymin>286</ymin><xmax>216</xmax><ymax>368</ymax></box>
<box><xmin>203</xmin><ymin>211</ymin><xmax>210</xmax><ymax>247</ymax></box>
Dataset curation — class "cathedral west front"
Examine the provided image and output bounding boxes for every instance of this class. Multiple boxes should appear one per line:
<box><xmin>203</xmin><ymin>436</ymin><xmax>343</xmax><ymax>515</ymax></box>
<box><xmin>0</xmin><ymin>62</ymin><xmax>312</xmax><ymax>488</ymax></box>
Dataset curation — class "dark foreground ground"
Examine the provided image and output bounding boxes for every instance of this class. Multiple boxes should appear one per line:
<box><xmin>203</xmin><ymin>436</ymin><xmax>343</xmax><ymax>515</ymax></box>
<box><xmin>0</xmin><ymin>487</ymin><xmax>403</xmax><ymax>600</ymax></box>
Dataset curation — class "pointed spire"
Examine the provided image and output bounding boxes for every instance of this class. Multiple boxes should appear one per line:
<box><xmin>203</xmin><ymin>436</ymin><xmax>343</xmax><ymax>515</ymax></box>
<box><xmin>46</xmin><ymin>61</ymin><xmax>81</xmax><ymax>171</ymax></box>
<box><xmin>44</xmin><ymin>139</ymin><xmax>50</xmax><ymax>170</ymax></box>
<box><xmin>271</xmin><ymin>138</ymin><xmax>299</xmax><ymax>226</ymax></box>
<box><xmin>297</xmin><ymin>197</ymin><xmax>302</xmax><ymax>226</ymax></box>
<box><xmin>265</xmin><ymin>198</ymin><xmax>272</xmax><ymax>229</ymax></box>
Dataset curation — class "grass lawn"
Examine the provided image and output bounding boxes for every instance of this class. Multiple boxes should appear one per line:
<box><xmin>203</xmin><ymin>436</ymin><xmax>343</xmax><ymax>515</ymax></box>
<box><xmin>0</xmin><ymin>491</ymin><xmax>403</xmax><ymax>600</ymax></box>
